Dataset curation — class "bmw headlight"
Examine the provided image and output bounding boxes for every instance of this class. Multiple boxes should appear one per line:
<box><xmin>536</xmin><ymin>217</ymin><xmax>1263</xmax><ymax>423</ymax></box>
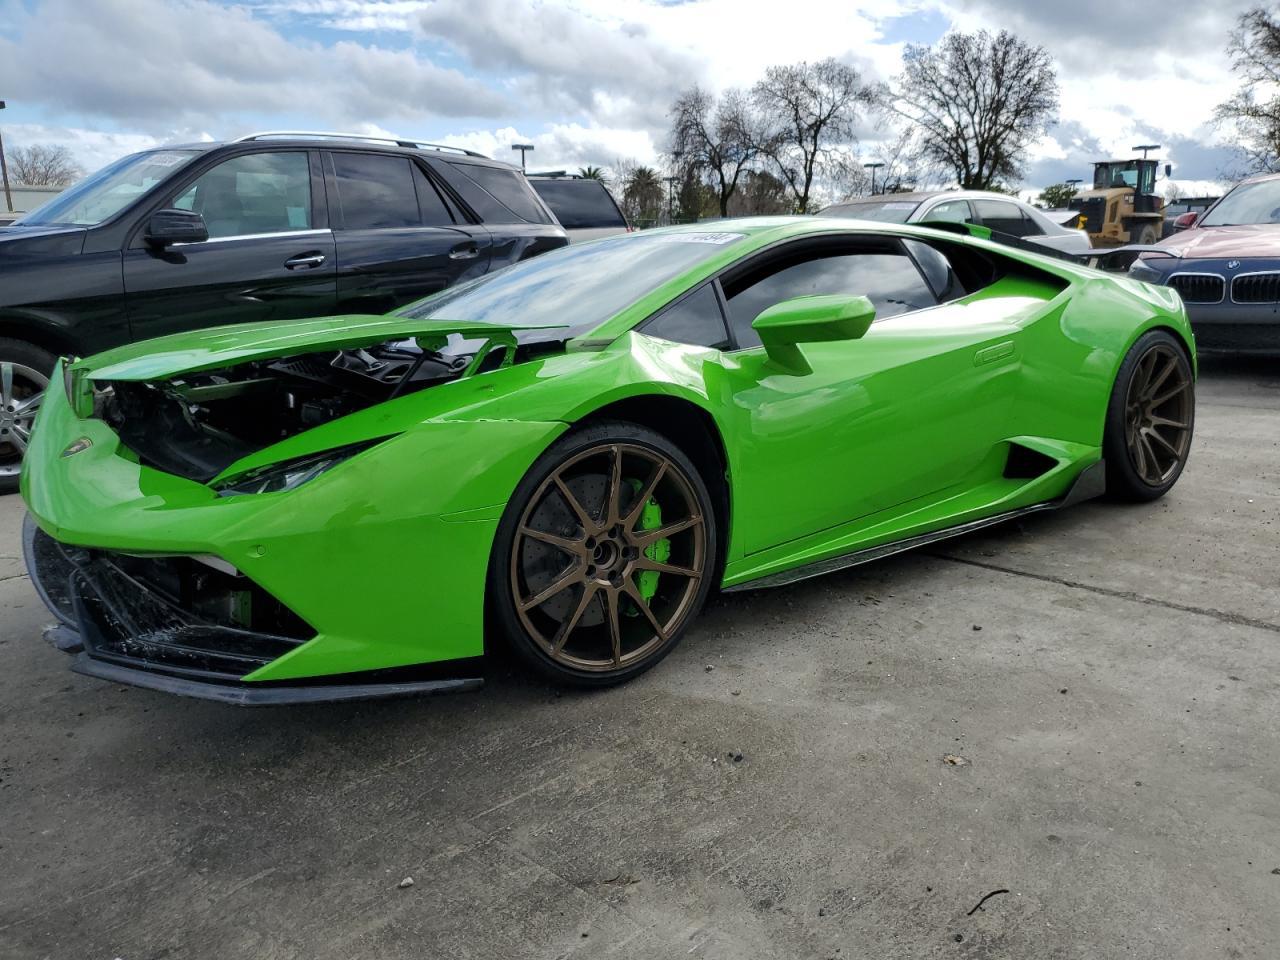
<box><xmin>213</xmin><ymin>439</ymin><xmax>384</xmax><ymax>497</ymax></box>
<box><xmin>1127</xmin><ymin>258</ymin><xmax>1165</xmax><ymax>283</ymax></box>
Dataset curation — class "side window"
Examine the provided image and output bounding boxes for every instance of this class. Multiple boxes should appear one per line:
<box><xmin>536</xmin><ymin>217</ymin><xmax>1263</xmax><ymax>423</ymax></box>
<box><xmin>641</xmin><ymin>284</ymin><xmax>731</xmax><ymax>349</ymax></box>
<box><xmin>975</xmin><ymin>199</ymin><xmax>1034</xmax><ymax>237</ymax></box>
<box><xmin>922</xmin><ymin>199</ymin><xmax>972</xmax><ymax>224</ymax></box>
<box><xmin>332</xmin><ymin>153</ymin><xmax>421</xmax><ymax>230</ymax></box>
<box><xmin>902</xmin><ymin>239</ymin><xmax>965</xmax><ymax>301</ymax></box>
<box><xmin>724</xmin><ymin>246</ymin><xmax>938</xmax><ymax>348</ymax></box>
<box><xmin>411</xmin><ymin>163</ymin><xmax>454</xmax><ymax>227</ymax></box>
<box><xmin>440</xmin><ymin>161</ymin><xmax>552</xmax><ymax>224</ymax></box>
<box><xmin>172</xmin><ymin>152</ymin><xmax>312</xmax><ymax>239</ymax></box>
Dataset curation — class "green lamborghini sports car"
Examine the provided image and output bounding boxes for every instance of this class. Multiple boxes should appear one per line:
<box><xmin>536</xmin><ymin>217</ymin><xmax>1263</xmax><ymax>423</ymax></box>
<box><xmin>21</xmin><ymin>217</ymin><xmax>1196</xmax><ymax>704</ymax></box>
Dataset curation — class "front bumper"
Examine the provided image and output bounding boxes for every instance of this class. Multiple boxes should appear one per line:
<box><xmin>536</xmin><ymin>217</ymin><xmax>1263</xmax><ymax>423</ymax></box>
<box><xmin>20</xmin><ymin>363</ymin><xmax>567</xmax><ymax>698</ymax></box>
<box><xmin>24</xmin><ymin>513</ymin><xmax>484</xmax><ymax>704</ymax></box>
<box><xmin>1132</xmin><ymin>257</ymin><xmax>1280</xmax><ymax>354</ymax></box>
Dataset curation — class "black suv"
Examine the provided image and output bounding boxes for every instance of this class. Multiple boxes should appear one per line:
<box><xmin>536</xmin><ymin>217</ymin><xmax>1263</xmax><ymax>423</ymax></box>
<box><xmin>0</xmin><ymin>131</ymin><xmax>567</xmax><ymax>489</ymax></box>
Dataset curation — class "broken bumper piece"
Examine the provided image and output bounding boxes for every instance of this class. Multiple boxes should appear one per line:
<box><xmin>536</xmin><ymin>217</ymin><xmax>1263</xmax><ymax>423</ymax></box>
<box><xmin>24</xmin><ymin>514</ymin><xmax>483</xmax><ymax>706</ymax></box>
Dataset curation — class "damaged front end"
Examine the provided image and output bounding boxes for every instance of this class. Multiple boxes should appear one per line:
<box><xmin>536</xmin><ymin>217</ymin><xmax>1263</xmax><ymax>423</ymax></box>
<box><xmin>23</xmin><ymin>315</ymin><xmax>572</xmax><ymax>703</ymax></box>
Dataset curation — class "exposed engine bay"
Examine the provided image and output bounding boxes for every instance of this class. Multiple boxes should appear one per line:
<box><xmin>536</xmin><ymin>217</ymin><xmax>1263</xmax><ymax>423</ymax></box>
<box><xmin>99</xmin><ymin>334</ymin><xmax>556</xmax><ymax>483</ymax></box>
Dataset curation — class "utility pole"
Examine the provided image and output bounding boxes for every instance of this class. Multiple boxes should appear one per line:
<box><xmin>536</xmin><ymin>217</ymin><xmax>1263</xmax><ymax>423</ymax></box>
<box><xmin>863</xmin><ymin>162</ymin><xmax>884</xmax><ymax>197</ymax></box>
<box><xmin>511</xmin><ymin>143</ymin><xmax>534</xmax><ymax>171</ymax></box>
<box><xmin>0</xmin><ymin>101</ymin><xmax>13</xmax><ymax>214</ymax></box>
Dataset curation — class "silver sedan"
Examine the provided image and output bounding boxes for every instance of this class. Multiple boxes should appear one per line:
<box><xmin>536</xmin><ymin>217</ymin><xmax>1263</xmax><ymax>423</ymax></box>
<box><xmin>819</xmin><ymin>190</ymin><xmax>1092</xmax><ymax>255</ymax></box>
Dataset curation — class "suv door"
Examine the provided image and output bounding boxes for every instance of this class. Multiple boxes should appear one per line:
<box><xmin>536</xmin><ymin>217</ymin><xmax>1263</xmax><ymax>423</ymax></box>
<box><xmin>325</xmin><ymin>150</ymin><xmax>492</xmax><ymax>314</ymax></box>
<box><xmin>123</xmin><ymin>149</ymin><xmax>336</xmax><ymax>340</ymax></box>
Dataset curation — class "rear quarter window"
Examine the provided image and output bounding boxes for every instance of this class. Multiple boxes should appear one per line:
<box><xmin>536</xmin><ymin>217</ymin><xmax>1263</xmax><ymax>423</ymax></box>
<box><xmin>441</xmin><ymin>162</ymin><xmax>552</xmax><ymax>224</ymax></box>
<box><xmin>531</xmin><ymin>180</ymin><xmax>626</xmax><ymax>229</ymax></box>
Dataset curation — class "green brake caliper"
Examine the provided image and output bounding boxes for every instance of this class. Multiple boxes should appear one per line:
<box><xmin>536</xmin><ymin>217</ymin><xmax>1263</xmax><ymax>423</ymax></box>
<box><xmin>629</xmin><ymin>479</ymin><xmax>669</xmax><ymax>608</ymax></box>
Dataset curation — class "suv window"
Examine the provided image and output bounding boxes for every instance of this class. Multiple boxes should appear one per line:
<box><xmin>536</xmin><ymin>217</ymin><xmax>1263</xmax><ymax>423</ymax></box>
<box><xmin>724</xmin><ymin>245</ymin><xmax>938</xmax><ymax>348</ymax></box>
<box><xmin>641</xmin><ymin>283</ymin><xmax>730</xmax><ymax>349</ymax></box>
<box><xmin>332</xmin><ymin>153</ymin><xmax>423</xmax><ymax>230</ymax></box>
<box><xmin>440</xmin><ymin>162</ymin><xmax>552</xmax><ymax>224</ymax></box>
<box><xmin>974</xmin><ymin>199</ymin><xmax>1040</xmax><ymax>237</ymax></box>
<box><xmin>530</xmin><ymin>179</ymin><xmax>627</xmax><ymax>229</ymax></box>
<box><xmin>172</xmin><ymin>152</ymin><xmax>312</xmax><ymax>239</ymax></box>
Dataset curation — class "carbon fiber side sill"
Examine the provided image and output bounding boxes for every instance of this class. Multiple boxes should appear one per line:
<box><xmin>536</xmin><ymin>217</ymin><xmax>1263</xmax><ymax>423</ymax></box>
<box><xmin>724</xmin><ymin>460</ymin><xmax>1106</xmax><ymax>593</ymax></box>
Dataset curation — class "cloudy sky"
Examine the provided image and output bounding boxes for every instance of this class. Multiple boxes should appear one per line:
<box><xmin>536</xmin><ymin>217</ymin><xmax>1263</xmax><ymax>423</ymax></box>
<box><xmin>0</xmin><ymin>0</ymin><xmax>1256</xmax><ymax>191</ymax></box>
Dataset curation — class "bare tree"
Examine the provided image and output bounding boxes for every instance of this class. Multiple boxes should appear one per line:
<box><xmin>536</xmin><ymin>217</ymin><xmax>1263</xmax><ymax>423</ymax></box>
<box><xmin>6</xmin><ymin>143</ymin><xmax>83</xmax><ymax>186</ymax></box>
<box><xmin>1216</xmin><ymin>7</ymin><xmax>1280</xmax><ymax>173</ymax></box>
<box><xmin>889</xmin><ymin>30</ymin><xmax>1059</xmax><ymax>190</ymax></box>
<box><xmin>753</xmin><ymin>58</ymin><xmax>876</xmax><ymax>213</ymax></box>
<box><xmin>669</xmin><ymin>86</ymin><xmax>763</xmax><ymax>217</ymax></box>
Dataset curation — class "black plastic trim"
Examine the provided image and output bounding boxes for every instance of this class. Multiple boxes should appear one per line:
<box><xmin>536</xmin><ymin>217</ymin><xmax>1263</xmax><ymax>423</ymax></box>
<box><xmin>67</xmin><ymin>654</ymin><xmax>483</xmax><ymax>706</ymax></box>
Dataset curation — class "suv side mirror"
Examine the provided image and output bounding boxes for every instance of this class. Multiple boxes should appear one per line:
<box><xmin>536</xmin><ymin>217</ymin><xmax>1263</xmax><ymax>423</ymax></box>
<box><xmin>751</xmin><ymin>294</ymin><xmax>876</xmax><ymax>375</ymax></box>
<box><xmin>1173</xmin><ymin>211</ymin><xmax>1199</xmax><ymax>230</ymax></box>
<box><xmin>145</xmin><ymin>208</ymin><xmax>208</xmax><ymax>247</ymax></box>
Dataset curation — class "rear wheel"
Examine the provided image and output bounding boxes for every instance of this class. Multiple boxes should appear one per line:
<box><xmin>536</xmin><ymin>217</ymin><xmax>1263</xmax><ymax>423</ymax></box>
<box><xmin>490</xmin><ymin>421</ymin><xmax>717</xmax><ymax>687</ymax></box>
<box><xmin>0</xmin><ymin>339</ymin><xmax>55</xmax><ymax>494</ymax></box>
<box><xmin>1103</xmin><ymin>330</ymin><xmax>1194</xmax><ymax>501</ymax></box>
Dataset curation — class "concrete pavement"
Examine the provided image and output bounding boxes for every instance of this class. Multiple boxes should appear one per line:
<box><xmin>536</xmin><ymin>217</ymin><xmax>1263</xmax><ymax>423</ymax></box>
<box><xmin>1</xmin><ymin>357</ymin><xmax>1277</xmax><ymax>959</ymax></box>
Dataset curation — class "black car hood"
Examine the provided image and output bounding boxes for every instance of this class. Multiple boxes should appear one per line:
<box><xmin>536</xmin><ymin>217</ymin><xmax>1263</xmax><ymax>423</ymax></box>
<box><xmin>0</xmin><ymin>223</ymin><xmax>88</xmax><ymax>256</ymax></box>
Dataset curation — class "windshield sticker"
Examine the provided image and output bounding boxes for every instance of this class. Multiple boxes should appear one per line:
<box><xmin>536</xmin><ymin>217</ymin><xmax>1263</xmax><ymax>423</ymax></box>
<box><xmin>650</xmin><ymin>232</ymin><xmax>745</xmax><ymax>245</ymax></box>
<box><xmin>147</xmin><ymin>152</ymin><xmax>190</xmax><ymax>168</ymax></box>
<box><xmin>880</xmin><ymin>202</ymin><xmax>917</xmax><ymax>209</ymax></box>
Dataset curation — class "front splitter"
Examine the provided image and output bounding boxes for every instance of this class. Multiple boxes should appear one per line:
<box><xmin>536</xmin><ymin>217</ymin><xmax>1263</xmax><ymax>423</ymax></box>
<box><xmin>67</xmin><ymin>653</ymin><xmax>484</xmax><ymax>706</ymax></box>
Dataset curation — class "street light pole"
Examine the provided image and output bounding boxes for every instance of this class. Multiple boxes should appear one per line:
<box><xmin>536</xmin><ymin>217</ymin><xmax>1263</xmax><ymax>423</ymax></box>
<box><xmin>0</xmin><ymin>101</ymin><xmax>13</xmax><ymax>214</ymax></box>
<box><xmin>511</xmin><ymin>143</ymin><xmax>534</xmax><ymax>171</ymax></box>
<box><xmin>863</xmin><ymin>162</ymin><xmax>885</xmax><ymax>197</ymax></box>
<box><xmin>1132</xmin><ymin>144</ymin><xmax>1161</xmax><ymax>159</ymax></box>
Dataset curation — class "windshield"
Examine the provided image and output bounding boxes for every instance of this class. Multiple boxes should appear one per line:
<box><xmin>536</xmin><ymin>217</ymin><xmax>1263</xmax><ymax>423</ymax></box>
<box><xmin>1199</xmin><ymin>179</ymin><xmax>1280</xmax><ymax>227</ymax></box>
<box><xmin>397</xmin><ymin>230</ymin><xmax>747</xmax><ymax>335</ymax></box>
<box><xmin>16</xmin><ymin>149</ymin><xmax>200</xmax><ymax>227</ymax></box>
<box><xmin>817</xmin><ymin>200</ymin><xmax>920</xmax><ymax>223</ymax></box>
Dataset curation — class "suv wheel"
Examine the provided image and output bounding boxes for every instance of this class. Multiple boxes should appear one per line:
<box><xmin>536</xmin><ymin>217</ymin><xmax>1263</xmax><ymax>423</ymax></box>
<box><xmin>0</xmin><ymin>339</ymin><xmax>55</xmax><ymax>494</ymax></box>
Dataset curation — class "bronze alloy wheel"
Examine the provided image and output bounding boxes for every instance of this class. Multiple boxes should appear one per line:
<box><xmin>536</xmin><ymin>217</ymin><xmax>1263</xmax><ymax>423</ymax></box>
<box><xmin>0</xmin><ymin>361</ymin><xmax>48</xmax><ymax>481</ymax></box>
<box><xmin>509</xmin><ymin>441</ymin><xmax>707</xmax><ymax>673</ymax></box>
<box><xmin>1123</xmin><ymin>342</ymin><xmax>1193</xmax><ymax>486</ymax></box>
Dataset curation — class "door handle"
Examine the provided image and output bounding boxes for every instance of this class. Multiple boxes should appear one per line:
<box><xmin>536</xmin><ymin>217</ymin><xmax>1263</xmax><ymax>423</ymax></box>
<box><xmin>449</xmin><ymin>244</ymin><xmax>480</xmax><ymax>261</ymax></box>
<box><xmin>284</xmin><ymin>252</ymin><xmax>326</xmax><ymax>270</ymax></box>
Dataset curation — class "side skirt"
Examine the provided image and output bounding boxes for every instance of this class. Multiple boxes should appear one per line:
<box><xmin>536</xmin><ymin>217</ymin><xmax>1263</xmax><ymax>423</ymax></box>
<box><xmin>723</xmin><ymin>460</ymin><xmax>1106</xmax><ymax>593</ymax></box>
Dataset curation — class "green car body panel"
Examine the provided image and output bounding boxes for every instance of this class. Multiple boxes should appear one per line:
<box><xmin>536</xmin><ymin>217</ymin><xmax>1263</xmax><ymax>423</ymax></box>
<box><xmin>21</xmin><ymin>218</ymin><xmax>1194</xmax><ymax>689</ymax></box>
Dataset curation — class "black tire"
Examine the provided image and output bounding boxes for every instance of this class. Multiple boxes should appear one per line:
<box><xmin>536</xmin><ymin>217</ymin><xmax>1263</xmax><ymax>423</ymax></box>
<box><xmin>488</xmin><ymin>419</ymin><xmax>719</xmax><ymax>687</ymax></box>
<box><xmin>0</xmin><ymin>338</ymin><xmax>57</xmax><ymax>495</ymax></box>
<box><xmin>1131</xmin><ymin>223</ymin><xmax>1158</xmax><ymax>246</ymax></box>
<box><xmin>1103</xmin><ymin>329</ymin><xmax>1195</xmax><ymax>502</ymax></box>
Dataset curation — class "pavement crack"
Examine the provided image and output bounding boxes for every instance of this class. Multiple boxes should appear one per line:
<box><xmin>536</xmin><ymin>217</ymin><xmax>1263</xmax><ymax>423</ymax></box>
<box><xmin>0</xmin><ymin>573</ymin><xmax>29</xmax><ymax>584</ymax></box>
<box><xmin>934</xmin><ymin>554</ymin><xmax>1280</xmax><ymax>634</ymax></box>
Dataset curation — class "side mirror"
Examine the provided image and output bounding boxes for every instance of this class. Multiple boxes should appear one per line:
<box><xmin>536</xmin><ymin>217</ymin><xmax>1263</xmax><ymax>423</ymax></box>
<box><xmin>1165</xmin><ymin>164</ymin><xmax>1172</xmax><ymax>178</ymax></box>
<box><xmin>751</xmin><ymin>294</ymin><xmax>876</xmax><ymax>375</ymax></box>
<box><xmin>145</xmin><ymin>208</ymin><xmax>208</xmax><ymax>247</ymax></box>
<box><xmin>1174</xmin><ymin>211</ymin><xmax>1198</xmax><ymax>230</ymax></box>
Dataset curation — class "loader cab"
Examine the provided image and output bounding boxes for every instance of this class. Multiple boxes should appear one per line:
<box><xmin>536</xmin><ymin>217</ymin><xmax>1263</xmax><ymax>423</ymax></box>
<box><xmin>1091</xmin><ymin>159</ymin><xmax>1162</xmax><ymax>213</ymax></box>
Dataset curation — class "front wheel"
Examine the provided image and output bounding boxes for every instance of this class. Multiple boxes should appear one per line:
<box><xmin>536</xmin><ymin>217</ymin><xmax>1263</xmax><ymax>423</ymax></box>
<box><xmin>0</xmin><ymin>338</ymin><xmax>55</xmax><ymax>494</ymax></box>
<box><xmin>489</xmin><ymin>420</ymin><xmax>718</xmax><ymax>687</ymax></box>
<box><xmin>1103</xmin><ymin>330</ymin><xmax>1195</xmax><ymax>501</ymax></box>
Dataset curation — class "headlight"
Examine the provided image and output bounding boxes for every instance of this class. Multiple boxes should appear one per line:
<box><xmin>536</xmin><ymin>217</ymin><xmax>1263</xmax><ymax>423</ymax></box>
<box><xmin>213</xmin><ymin>439</ymin><xmax>384</xmax><ymax>497</ymax></box>
<box><xmin>1127</xmin><ymin>259</ymin><xmax>1165</xmax><ymax>282</ymax></box>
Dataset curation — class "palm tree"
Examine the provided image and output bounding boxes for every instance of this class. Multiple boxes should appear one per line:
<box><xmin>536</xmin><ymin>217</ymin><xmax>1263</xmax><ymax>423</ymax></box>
<box><xmin>623</xmin><ymin>166</ymin><xmax>665</xmax><ymax>225</ymax></box>
<box><xmin>578</xmin><ymin>166</ymin><xmax>605</xmax><ymax>180</ymax></box>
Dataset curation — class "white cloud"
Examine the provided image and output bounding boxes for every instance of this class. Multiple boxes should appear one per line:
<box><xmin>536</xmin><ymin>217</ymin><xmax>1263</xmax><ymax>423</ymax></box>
<box><xmin>0</xmin><ymin>0</ymin><xmax>509</xmax><ymax>131</ymax></box>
